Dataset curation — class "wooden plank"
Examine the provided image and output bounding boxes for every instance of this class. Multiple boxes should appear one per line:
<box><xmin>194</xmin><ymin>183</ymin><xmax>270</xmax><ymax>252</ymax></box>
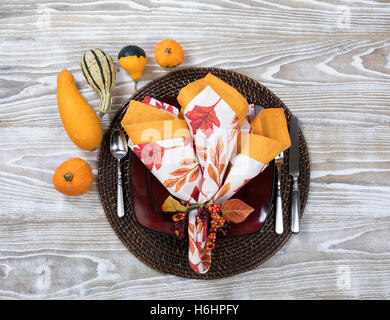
<box><xmin>0</xmin><ymin>0</ymin><xmax>389</xmax><ymax>299</ymax></box>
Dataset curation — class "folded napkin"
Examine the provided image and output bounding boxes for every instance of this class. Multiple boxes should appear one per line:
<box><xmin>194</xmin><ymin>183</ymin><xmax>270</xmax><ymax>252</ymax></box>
<box><xmin>122</xmin><ymin>100</ymin><xmax>201</xmax><ymax>202</ymax></box>
<box><xmin>121</xmin><ymin>73</ymin><xmax>291</xmax><ymax>274</ymax></box>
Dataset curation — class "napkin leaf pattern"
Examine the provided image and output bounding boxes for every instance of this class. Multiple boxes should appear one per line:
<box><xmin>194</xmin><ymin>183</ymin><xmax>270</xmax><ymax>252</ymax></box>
<box><xmin>185</xmin><ymin>98</ymin><xmax>221</xmax><ymax>137</ymax></box>
<box><xmin>143</xmin><ymin>96</ymin><xmax>178</xmax><ymax>116</ymax></box>
<box><xmin>132</xmin><ymin>142</ymin><xmax>165</xmax><ymax>171</ymax></box>
<box><xmin>208</xmin><ymin>136</ymin><xmax>226</xmax><ymax>188</ymax></box>
<box><xmin>164</xmin><ymin>163</ymin><xmax>200</xmax><ymax>192</ymax></box>
<box><xmin>196</xmin><ymin>145</ymin><xmax>207</xmax><ymax>162</ymax></box>
<box><xmin>213</xmin><ymin>182</ymin><xmax>231</xmax><ymax>202</ymax></box>
<box><xmin>229</xmin><ymin>115</ymin><xmax>240</xmax><ymax>143</ymax></box>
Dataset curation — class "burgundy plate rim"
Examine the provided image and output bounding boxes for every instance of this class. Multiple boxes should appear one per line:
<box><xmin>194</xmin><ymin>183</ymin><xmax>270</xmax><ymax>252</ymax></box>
<box><xmin>128</xmin><ymin>150</ymin><xmax>277</xmax><ymax>239</ymax></box>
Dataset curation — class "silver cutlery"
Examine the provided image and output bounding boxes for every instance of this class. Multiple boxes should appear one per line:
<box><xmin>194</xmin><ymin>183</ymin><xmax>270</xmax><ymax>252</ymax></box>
<box><xmin>289</xmin><ymin>115</ymin><xmax>300</xmax><ymax>233</ymax></box>
<box><xmin>110</xmin><ymin>129</ymin><xmax>128</xmax><ymax>218</ymax></box>
<box><xmin>274</xmin><ymin>152</ymin><xmax>284</xmax><ymax>234</ymax></box>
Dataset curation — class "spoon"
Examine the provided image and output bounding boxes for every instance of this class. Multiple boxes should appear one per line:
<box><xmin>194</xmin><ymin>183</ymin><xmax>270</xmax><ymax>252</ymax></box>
<box><xmin>110</xmin><ymin>129</ymin><xmax>128</xmax><ymax>218</ymax></box>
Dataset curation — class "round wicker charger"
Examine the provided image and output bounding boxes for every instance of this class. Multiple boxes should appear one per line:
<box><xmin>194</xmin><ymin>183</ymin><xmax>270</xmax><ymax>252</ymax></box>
<box><xmin>98</xmin><ymin>67</ymin><xmax>310</xmax><ymax>279</ymax></box>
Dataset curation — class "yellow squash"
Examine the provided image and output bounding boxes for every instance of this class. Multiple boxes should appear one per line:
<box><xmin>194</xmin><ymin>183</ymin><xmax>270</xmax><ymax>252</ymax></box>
<box><xmin>56</xmin><ymin>68</ymin><xmax>103</xmax><ymax>151</ymax></box>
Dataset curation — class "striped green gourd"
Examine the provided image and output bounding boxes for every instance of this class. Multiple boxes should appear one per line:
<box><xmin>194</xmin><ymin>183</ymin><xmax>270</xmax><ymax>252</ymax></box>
<box><xmin>81</xmin><ymin>48</ymin><xmax>116</xmax><ymax>118</ymax></box>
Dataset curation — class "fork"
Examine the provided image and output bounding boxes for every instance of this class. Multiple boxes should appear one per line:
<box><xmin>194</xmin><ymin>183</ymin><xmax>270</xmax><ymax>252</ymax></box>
<box><xmin>274</xmin><ymin>152</ymin><xmax>284</xmax><ymax>234</ymax></box>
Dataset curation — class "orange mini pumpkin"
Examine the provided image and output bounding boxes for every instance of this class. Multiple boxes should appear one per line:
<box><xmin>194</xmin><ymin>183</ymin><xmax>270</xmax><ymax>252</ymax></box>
<box><xmin>53</xmin><ymin>158</ymin><xmax>93</xmax><ymax>196</ymax></box>
<box><xmin>154</xmin><ymin>39</ymin><xmax>184</xmax><ymax>68</ymax></box>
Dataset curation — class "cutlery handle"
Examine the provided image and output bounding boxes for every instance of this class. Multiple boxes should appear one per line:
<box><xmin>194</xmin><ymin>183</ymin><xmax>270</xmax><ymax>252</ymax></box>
<box><xmin>275</xmin><ymin>169</ymin><xmax>283</xmax><ymax>234</ymax></box>
<box><xmin>291</xmin><ymin>176</ymin><xmax>300</xmax><ymax>233</ymax></box>
<box><xmin>117</xmin><ymin>161</ymin><xmax>125</xmax><ymax>218</ymax></box>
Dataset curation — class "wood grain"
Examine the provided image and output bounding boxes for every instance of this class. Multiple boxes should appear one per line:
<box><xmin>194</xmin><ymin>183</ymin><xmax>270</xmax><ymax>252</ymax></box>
<box><xmin>0</xmin><ymin>0</ymin><xmax>390</xmax><ymax>299</ymax></box>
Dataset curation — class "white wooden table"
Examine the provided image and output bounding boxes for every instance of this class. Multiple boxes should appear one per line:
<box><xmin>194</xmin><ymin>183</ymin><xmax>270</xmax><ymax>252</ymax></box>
<box><xmin>0</xmin><ymin>0</ymin><xmax>389</xmax><ymax>299</ymax></box>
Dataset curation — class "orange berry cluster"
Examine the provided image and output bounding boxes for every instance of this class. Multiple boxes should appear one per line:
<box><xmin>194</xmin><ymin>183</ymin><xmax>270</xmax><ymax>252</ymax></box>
<box><xmin>203</xmin><ymin>203</ymin><xmax>225</xmax><ymax>253</ymax></box>
<box><xmin>172</xmin><ymin>212</ymin><xmax>186</xmax><ymax>222</ymax></box>
<box><xmin>173</xmin><ymin>212</ymin><xmax>187</xmax><ymax>239</ymax></box>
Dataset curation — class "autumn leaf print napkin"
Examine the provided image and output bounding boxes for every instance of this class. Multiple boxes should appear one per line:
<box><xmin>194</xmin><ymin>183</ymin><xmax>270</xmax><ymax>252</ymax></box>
<box><xmin>121</xmin><ymin>73</ymin><xmax>291</xmax><ymax>274</ymax></box>
<box><xmin>177</xmin><ymin>74</ymin><xmax>251</xmax><ymax>273</ymax></box>
<box><xmin>178</xmin><ymin>74</ymin><xmax>290</xmax><ymax>273</ymax></box>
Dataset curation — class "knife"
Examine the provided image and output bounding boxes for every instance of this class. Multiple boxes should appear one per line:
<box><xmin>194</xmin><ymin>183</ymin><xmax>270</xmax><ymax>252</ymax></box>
<box><xmin>289</xmin><ymin>115</ymin><xmax>300</xmax><ymax>233</ymax></box>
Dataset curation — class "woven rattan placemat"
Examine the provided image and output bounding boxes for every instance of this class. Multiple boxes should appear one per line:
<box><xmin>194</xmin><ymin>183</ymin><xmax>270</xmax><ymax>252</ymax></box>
<box><xmin>98</xmin><ymin>67</ymin><xmax>310</xmax><ymax>279</ymax></box>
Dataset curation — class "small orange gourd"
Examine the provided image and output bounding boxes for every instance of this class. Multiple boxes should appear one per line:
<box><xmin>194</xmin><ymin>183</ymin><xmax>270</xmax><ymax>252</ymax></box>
<box><xmin>118</xmin><ymin>45</ymin><xmax>147</xmax><ymax>91</ymax></box>
<box><xmin>154</xmin><ymin>39</ymin><xmax>184</xmax><ymax>68</ymax></box>
<box><xmin>53</xmin><ymin>158</ymin><xmax>93</xmax><ymax>196</ymax></box>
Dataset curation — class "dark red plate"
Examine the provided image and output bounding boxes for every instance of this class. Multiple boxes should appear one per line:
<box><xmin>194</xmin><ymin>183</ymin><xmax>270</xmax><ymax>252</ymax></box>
<box><xmin>129</xmin><ymin>97</ymin><xmax>275</xmax><ymax>238</ymax></box>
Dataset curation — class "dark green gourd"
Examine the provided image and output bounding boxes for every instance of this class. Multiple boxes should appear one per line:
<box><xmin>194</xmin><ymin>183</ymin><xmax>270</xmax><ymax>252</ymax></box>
<box><xmin>118</xmin><ymin>45</ymin><xmax>147</xmax><ymax>91</ymax></box>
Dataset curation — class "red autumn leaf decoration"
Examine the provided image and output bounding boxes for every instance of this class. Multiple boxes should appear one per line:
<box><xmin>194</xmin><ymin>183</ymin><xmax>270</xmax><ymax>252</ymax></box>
<box><xmin>133</xmin><ymin>142</ymin><xmax>165</xmax><ymax>171</ymax></box>
<box><xmin>185</xmin><ymin>98</ymin><xmax>221</xmax><ymax>138</ymax></box>
<box><xmin>221</xmin><ymin>199</ymin><xmax>254</xmax><ymax>224</ymax></box>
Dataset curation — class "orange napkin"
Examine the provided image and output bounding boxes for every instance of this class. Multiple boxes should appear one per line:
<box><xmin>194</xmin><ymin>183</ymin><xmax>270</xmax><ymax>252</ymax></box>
<box><xmin>121</xmin><ymin>100</ymin><xmax>189</xmax><ymax>144</ymax></box>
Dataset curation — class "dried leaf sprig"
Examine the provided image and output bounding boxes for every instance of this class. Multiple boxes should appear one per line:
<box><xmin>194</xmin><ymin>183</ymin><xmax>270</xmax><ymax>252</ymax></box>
<box><xmin>162</xmin><ymin>196</ymin><xmax>254</xmax><ymax>252</ymax></box>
